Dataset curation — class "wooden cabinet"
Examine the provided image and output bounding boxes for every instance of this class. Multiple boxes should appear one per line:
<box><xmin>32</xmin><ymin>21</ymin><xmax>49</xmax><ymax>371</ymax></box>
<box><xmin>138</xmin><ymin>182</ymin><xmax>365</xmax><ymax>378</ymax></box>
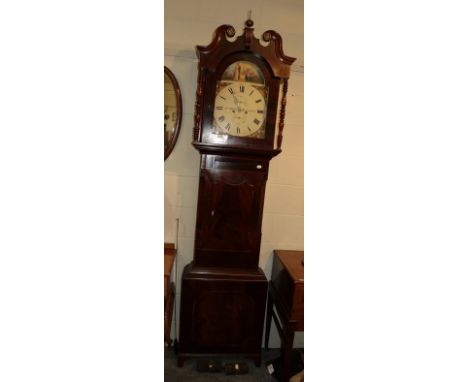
<box><xmin>265</xmin><ymin>250</ymin><xmax>304</xmax><ymax>382</ymax></box>
<box><xmin>270</xmin><ymin>250</ymin><xmax>304</xmax><ymax>331</ymax></box>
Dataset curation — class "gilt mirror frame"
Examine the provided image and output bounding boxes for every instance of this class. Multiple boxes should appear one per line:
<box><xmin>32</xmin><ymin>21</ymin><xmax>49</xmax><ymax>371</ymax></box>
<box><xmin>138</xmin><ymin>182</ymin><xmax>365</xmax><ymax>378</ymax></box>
<box><xmin>164</xmin><ymin>66</ymin><xmax>182</xmax><ymax>160</ymax></box>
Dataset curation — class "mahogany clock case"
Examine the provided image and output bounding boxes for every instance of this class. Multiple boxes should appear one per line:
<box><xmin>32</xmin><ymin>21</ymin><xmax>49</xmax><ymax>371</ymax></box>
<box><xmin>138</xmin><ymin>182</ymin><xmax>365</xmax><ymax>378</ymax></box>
<box><xmin>177</xmin><ymin>19</ymin><xmax>296</xmax><ymax>367</ymax></box>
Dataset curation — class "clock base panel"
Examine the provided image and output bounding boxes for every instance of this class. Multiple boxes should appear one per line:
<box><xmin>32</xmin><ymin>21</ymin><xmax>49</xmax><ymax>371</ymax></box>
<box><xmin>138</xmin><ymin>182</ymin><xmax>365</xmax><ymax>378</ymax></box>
<box><xmin>177</xmin><ymin>262</ymin><xmax>267</xmax><ymax>367</ymax></box>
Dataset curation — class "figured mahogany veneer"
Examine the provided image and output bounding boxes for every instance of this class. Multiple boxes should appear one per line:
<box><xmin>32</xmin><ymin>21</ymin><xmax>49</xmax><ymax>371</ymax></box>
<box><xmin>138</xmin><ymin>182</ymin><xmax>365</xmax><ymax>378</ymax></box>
<box><xmin>193</xmin><ymin>154</ymin><xmax>269</xmax><ymax>269</ymax></box>
<box><xmin>177</xmin><ymin>264</ymin><xmax>267</xmax><ymax>366</ymax></box>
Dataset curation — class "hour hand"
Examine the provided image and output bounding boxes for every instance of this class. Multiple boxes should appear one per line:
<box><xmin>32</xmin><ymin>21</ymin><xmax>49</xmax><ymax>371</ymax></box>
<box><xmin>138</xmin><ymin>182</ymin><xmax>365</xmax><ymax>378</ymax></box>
<box><xmin>232</xmin><ymin>95</ymin><xmax>241</xmax><ymax>112</ymax></box>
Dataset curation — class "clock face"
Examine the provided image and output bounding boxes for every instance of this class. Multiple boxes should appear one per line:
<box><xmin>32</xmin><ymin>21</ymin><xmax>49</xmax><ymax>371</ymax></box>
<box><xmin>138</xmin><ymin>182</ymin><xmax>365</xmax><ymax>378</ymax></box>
<box><xmin>214</xmin><ymin>82</ymin><xmax>267</xmax><ymax>137</ymax></box>
<box><xmin>212</xmin><ymin>61</ymin><xmax>268</xmax><ymax>139</ymax></box>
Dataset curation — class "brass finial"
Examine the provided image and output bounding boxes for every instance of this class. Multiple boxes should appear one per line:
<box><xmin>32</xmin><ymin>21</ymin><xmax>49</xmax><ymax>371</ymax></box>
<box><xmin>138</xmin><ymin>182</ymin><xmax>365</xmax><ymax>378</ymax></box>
<box><xmin>245</xmin><ymin>10</ymin><xmax>254</xmax><ymax>27</ymax></box>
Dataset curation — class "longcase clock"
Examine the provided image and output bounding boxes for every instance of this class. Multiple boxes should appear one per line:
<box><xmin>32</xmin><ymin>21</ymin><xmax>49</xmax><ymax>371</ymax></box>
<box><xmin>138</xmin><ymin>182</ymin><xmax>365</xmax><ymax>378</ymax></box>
<box><xmin>177</xmin><ymin>18</ymin><xmax>295</xmax><ymax>367</ymax></box>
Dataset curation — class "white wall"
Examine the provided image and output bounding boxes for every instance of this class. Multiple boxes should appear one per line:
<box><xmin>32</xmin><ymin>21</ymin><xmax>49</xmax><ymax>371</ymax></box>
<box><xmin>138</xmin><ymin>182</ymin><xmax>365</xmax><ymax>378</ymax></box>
<box><xmin>165</xmin><ymin>0</ymin><xmax>304</xmax><ymax>348</ymax></box>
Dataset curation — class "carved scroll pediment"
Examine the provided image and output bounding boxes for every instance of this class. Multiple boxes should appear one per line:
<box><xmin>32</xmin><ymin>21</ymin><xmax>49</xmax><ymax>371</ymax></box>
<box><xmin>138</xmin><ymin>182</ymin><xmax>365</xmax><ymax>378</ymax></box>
<box><xmin>196</xmin><ymin>19</ymin><xmax>296</xmax><ymax>78</ymax></box>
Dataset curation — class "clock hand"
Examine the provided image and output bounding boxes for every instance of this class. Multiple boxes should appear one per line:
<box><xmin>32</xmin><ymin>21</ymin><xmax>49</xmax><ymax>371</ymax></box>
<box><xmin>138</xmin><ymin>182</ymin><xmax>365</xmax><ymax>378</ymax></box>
<box><xmin>232</xmin><ymin>94</ymin><xmax>242</xmax><ymax>112</ymax></box>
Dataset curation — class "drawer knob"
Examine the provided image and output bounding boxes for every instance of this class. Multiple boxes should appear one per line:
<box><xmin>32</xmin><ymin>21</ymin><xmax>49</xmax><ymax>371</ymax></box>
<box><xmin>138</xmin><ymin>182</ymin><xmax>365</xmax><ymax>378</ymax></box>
<box><xmin>256</xmin><ymin>164</ymin><xmax>262</xmax><ymax>169</ymax></box>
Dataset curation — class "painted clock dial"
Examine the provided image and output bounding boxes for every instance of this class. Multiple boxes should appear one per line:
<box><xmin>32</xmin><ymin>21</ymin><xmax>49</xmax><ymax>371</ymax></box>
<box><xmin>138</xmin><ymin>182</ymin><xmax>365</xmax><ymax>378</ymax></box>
<box><xmin>213</xmin><ymin>61</ymin><xmax>268</xmax><ymax>139</ymax></box>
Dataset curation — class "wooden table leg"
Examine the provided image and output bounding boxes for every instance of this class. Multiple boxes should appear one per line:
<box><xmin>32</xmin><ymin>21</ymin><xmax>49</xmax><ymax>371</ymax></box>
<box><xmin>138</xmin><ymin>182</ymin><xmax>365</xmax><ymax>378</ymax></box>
<box><xmin>264</xmin><ymin>288</ymin><xmax>273</xmax><ymax>351</ymax></box>
<box><xmin>281</xmin><ymin>321</ymin><xmax>296</xmax><ymax>382</ymax></box>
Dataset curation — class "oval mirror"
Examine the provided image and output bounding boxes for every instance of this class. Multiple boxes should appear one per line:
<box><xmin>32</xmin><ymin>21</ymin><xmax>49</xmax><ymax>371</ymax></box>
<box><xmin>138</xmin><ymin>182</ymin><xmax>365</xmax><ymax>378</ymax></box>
<box><xmin>164</xmin><ymin>66</ymin><xmax>182</xmax><ymax>160</ymax></box>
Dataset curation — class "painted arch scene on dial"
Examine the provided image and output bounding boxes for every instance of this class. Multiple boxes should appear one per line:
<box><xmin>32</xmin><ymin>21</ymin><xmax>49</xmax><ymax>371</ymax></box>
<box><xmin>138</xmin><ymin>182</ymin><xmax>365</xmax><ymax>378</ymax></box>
<box><xmin>213</xmin><ymin>61</ymin><xmax>268</xmax><ymax>139</ymax></box>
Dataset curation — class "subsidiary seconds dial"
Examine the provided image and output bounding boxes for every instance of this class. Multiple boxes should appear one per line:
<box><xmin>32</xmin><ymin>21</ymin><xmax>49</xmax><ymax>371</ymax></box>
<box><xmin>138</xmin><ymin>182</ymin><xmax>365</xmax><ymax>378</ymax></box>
<box><xmin>213</xmin><ymin>82</ymin><xmax>266</xmax><ymax>137</ymax></box>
